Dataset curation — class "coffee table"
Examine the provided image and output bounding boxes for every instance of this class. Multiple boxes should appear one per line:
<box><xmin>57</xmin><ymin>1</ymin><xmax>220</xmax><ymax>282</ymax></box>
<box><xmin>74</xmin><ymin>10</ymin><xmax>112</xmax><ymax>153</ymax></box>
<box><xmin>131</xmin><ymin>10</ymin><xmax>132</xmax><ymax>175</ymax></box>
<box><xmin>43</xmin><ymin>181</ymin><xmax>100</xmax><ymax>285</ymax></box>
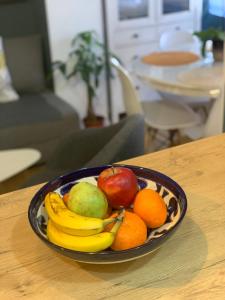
<box><xmin>0</xmin><ymin>148</ymin><xmax>41</xmax><ymax>182</ymax></box>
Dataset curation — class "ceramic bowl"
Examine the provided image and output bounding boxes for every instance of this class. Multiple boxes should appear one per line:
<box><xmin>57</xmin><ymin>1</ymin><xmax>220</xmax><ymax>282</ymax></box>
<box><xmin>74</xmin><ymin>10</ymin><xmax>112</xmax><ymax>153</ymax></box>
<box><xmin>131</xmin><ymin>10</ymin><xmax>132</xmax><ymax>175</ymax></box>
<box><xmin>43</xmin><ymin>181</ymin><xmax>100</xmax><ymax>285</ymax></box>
<box><xmin>28</xmin><ymin>164</ymin><xmax>187</xmax><ymax>264</ymax></box>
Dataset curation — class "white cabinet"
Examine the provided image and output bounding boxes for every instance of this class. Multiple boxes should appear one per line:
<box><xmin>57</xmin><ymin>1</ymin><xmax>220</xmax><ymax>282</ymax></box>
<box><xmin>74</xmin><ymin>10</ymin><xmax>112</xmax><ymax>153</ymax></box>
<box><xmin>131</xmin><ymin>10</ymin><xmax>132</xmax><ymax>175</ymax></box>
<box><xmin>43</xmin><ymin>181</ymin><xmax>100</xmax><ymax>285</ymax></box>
<box><xmin>106</xmin><ymin>0</ymin><xmax>202</xmax><ymax>121</ymax></box>
<box><xmin>114</xmin><ymin>26</ymin><xmax>157</xmax><ymax>48</ymax></box>
<box><xmin>158</xmin><ymin>20</ymin><xmax>195</xmax><ymax>35</ymax></box>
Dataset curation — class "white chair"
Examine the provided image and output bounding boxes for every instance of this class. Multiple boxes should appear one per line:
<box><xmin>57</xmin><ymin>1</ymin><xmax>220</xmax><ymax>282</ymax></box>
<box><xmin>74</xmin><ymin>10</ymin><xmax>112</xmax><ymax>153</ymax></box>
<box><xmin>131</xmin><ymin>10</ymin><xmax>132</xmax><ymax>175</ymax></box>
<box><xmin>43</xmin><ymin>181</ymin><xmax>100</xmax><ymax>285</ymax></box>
<box><xmin>159</xmin><ymin>30</ymin><xmax>210</xmax><ymax>125</ymax></box>
<box><xmin>159</xmin><ymin>30</ymin><xmax>201</xmax><ymax>55</ymax></box>
<box><xmin>111</xmin><ymin>57</ymin><xmax>201</xmax><ymax>146</ymax></box>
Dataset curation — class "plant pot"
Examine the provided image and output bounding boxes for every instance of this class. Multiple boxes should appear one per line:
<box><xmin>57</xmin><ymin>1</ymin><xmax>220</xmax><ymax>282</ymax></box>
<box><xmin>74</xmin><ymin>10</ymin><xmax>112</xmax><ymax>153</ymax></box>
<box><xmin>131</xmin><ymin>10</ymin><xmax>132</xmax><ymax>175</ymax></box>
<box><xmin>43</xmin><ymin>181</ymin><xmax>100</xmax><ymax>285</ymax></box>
<box><xmin>83</xmin><ymin>115</ymin><xmax>105</xmax><ymax>128</ymax></box>
<box><xmin>213</xmin><ymin>40</ymin><xmax>224</xmax><ymax>62</ymax></box>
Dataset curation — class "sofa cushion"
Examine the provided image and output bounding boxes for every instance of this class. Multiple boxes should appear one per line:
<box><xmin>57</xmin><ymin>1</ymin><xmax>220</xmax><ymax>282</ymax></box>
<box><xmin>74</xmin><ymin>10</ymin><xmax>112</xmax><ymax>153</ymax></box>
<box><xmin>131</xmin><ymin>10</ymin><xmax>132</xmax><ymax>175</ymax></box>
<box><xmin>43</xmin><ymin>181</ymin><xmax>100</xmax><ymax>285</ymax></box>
<box><xmin>0</xmin><ymin>92</ymin><xmax>80</xmax><ymax>151</ymax></box>
<box><xmin>3</xmin><ymin>35</ymin><xmax>46</xmax><ymax>93</ymax></box>
<box><xmin>0</xmin><ymin>93</ymin><xmax>61</xmax><ymax>128</ymax></box>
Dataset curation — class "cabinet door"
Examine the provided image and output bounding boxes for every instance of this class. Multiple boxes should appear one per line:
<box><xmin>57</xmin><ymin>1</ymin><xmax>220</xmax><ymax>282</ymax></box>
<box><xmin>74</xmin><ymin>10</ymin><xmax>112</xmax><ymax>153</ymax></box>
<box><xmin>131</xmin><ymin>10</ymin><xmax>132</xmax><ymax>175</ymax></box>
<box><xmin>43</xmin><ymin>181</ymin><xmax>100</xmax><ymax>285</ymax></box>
<box><xmin>106</xmin><ymin>0</ymin><xmax>156</xmax><ymax>30</ymax></box>
<box><xmin>163</xmin><ymin>0</ymin><xmax>190</xmax><ymax>14</ymax></box>
<box><xmin>114</xmin><ymin>26</ymin><xmax>157</xmax><ymax>49</ymax></box>
<box><xmin>119</xmin><ymin>0</ymin><xmax>149</xmax><ymax>21</ymax></box>
<box><xmin>158</xmin><ymin>21</ymin><xmax>194</xmax><ymax>36</ymax></box>
<box><xmin>157</xmin><ymin>0</ymin><xmax>194</xmax><ymax>24</ymax></box>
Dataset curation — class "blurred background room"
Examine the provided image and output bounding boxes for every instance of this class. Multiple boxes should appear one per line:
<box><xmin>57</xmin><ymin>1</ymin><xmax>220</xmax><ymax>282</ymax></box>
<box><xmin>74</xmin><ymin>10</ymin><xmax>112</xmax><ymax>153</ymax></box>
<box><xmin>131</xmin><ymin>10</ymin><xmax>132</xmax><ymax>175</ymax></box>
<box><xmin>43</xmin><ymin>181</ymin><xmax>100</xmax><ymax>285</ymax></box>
<box><xmin>0</xmin><ymin>0</ymin><xmax>224</xmax><ymax>194</ymax></box>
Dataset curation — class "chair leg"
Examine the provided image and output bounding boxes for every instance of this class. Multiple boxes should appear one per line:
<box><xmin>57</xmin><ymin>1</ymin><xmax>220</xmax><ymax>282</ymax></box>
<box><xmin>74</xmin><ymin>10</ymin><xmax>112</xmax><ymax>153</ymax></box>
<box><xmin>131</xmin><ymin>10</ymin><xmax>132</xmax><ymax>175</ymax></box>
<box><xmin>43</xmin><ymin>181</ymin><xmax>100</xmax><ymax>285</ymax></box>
<box><xmin>190</xmin><ymin>101</ymin><xmax>214</xmax><ymax>123</ymax></box>
<box><xmin>168</xmin><ymin>129</ymin><xmax>180</xmax><ymax>146</ymax></box>
<box><xmin>144</xmin><ymin>126</ymin><xmax>158</xmax><ymax>152</ymax></box>
<box><xmin>149</xmin><ymin>127</ymin><xmax>158</xmax><ymax>141</ymax></box>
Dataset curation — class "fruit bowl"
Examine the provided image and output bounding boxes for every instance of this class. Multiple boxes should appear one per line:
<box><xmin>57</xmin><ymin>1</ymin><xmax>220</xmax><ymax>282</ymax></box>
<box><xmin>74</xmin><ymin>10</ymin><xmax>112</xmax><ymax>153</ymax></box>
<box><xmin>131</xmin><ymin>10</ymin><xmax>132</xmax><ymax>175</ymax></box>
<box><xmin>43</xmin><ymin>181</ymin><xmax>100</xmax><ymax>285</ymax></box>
<box><xmin>28</xmin><ymin>164</ymin><xmax>187</xmax><ymax>264</ymax></box>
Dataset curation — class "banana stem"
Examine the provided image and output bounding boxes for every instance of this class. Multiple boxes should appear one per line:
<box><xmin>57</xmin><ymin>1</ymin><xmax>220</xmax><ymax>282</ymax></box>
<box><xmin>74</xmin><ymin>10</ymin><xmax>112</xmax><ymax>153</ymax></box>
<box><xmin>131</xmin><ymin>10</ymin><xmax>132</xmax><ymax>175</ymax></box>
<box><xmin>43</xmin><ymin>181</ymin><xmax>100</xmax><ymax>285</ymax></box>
<box><xmin>103</xmin><ymin>217</ymin><xmax>117</xmax><ymax>226</ymax></box>
<box><xmin>110</xmin><ymin>209</ymin><xmax>124</xmax><ymax>234</ymax></box>
<box><xmin>117</xmin><ymin>208</ymin><xmax>125</xmax><ymax>220</ymax></box>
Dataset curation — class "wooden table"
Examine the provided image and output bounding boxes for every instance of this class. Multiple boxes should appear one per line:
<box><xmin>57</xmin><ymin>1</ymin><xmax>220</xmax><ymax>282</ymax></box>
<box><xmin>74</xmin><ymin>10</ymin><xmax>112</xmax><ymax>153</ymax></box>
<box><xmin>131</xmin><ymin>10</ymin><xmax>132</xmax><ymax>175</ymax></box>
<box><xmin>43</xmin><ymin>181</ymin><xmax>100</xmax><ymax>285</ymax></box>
<box><xmin>1</xmin><ymin>134</ymin><xmax>225</xmax><ymax>299</ymax></box>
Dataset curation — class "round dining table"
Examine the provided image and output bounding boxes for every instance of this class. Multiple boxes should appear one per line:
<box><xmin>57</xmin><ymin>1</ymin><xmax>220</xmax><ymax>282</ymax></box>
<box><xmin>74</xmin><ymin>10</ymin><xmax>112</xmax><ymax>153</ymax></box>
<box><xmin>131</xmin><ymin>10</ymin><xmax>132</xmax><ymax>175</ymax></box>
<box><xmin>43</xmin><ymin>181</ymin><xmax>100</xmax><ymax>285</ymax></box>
<box><xmin>133</xmin><ymin>54</ymin><xmax>224</xmax><ymax>137</ymax></box>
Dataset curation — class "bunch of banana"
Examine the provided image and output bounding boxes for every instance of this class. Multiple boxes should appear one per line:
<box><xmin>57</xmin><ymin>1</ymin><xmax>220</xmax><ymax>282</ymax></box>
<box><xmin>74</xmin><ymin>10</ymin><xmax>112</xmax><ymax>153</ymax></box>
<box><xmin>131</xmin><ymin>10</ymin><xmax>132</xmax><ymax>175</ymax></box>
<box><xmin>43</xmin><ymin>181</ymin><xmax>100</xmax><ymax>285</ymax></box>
<box><xmin>44</xmin><ymin>192</ymin><xmax>123</xmax><ymax>252</ymax></box>
<box><xmin>47</xmin><ymin>217</ymin><xmax>123</xmax><ymax>252</ymax></box>
<box><xmin>45</xmin><ymin>192</ymin><xmax>116</xmax><ymax>236</ymax></box>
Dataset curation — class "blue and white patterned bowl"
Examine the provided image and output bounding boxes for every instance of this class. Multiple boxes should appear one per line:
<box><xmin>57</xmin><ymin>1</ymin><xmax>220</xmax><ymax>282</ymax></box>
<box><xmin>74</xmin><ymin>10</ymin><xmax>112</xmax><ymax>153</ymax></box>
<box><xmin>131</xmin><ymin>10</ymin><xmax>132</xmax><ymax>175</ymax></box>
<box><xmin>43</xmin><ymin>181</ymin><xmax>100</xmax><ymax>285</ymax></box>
<box><xmin>28</xmin><ymin>164</ymin><xmax>187</xmax><ymax>264</ymax></box>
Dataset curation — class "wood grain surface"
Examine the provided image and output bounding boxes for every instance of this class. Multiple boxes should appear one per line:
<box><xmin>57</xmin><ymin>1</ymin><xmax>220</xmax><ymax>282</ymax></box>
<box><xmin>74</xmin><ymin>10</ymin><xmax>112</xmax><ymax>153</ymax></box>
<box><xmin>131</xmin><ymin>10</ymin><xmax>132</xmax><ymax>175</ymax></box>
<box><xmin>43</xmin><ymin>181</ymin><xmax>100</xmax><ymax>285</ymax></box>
<box><xmin>1</xmin><ymin>134</ymin><xmax>225</xmax><ymax>300</ymax></box>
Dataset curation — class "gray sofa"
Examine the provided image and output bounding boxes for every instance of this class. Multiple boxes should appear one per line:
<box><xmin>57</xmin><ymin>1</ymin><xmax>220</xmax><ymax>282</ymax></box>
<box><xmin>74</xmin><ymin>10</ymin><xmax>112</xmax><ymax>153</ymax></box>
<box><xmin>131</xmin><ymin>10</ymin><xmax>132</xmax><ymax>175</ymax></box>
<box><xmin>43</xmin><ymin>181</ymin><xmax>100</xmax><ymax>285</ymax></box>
<box><xmin>23</xmin><ymin>114</ymin><xmax>145</xmax><ymax>187</ymax></box>
<box><xmin>0</xmin><ymin>35</ymin><xmax>80</xmax><ymax>163</ymax></box>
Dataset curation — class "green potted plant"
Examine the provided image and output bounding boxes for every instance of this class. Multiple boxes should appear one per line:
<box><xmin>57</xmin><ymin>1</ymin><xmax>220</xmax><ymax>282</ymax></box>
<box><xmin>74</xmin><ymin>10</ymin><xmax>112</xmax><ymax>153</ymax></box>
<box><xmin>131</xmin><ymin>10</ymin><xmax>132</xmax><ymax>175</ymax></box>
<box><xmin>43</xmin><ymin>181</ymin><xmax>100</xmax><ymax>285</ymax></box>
<box><xmin>53</xmin><ymin>31</ymin><xmax>106</xmax><ymax>127</ymax></box>
<box><xmin>193</xmin><ymin>28</ymin><xmax>225</xmax><ymax>60</ymax></box>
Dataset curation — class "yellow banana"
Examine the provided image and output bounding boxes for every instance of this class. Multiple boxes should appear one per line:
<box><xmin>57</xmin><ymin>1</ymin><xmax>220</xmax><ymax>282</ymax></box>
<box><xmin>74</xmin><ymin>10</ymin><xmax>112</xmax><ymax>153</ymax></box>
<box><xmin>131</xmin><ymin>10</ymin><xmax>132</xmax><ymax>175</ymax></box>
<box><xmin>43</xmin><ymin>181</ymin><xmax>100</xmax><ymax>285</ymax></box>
<box><xmin>47</xmin><ymin>216</ymin><xmax>123</xmax><ymax>252</ymax></box>
<box><xmin>44</xmin><ymin>192</ymin><xmax>115</xmax><ymax>236</ymax></box>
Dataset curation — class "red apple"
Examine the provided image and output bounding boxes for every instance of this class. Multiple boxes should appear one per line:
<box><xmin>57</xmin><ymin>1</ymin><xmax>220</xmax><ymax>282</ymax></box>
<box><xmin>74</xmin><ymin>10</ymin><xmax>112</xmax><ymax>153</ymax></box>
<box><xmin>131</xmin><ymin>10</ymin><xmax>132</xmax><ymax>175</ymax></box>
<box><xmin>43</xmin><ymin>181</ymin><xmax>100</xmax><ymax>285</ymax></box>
<box><xmin>97</xmin><ymin>167</ymin><xmax>138</xmax><ymax>209</ymax></box>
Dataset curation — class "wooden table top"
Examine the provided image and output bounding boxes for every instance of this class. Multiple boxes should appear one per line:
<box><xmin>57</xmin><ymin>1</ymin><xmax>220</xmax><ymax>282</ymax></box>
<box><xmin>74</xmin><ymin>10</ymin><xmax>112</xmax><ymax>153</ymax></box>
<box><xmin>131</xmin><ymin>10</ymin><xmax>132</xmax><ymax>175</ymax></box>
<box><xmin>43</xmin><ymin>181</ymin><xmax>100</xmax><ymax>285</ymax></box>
<box><xmin>1</xmin><ymin>134</ymin><xmax>225</xmax><ymax>299</ymax></box>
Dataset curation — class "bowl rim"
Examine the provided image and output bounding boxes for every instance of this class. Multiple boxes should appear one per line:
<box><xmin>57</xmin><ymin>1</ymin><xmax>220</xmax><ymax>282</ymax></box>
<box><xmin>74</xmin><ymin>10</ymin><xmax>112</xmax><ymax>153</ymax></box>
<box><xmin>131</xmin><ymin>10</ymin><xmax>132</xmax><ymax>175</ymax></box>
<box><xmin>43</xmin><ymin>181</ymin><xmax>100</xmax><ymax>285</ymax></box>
<box><xmin>28</xmin><ymin>164</ymin><xmax>187</xmax><ymax>257</ymax></box>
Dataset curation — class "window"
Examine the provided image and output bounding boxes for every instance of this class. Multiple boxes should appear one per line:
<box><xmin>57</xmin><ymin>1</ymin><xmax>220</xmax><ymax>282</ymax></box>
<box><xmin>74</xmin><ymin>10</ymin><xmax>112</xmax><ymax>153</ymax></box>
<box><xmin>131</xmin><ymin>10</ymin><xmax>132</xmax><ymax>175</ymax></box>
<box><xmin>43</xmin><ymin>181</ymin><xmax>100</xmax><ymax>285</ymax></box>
<box><xmin>209</xmin><ymin>0</ymin><xmax>225</xmax><ymax>18</ymax></box>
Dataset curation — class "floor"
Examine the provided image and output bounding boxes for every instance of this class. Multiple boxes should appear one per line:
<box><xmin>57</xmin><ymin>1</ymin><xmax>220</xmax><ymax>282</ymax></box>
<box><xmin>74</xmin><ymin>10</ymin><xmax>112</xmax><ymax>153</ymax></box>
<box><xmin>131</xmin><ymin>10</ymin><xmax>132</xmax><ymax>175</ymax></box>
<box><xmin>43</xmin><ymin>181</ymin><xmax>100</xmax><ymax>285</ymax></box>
<box><xmin>145</xmin><ymin>128</ymin><xmax>193</xmax><ymax>153</ymax></box>
<box><xmin>0</xmin><ymin>165</ymin><xmax>45</xmax><ymax>195</ymax></box>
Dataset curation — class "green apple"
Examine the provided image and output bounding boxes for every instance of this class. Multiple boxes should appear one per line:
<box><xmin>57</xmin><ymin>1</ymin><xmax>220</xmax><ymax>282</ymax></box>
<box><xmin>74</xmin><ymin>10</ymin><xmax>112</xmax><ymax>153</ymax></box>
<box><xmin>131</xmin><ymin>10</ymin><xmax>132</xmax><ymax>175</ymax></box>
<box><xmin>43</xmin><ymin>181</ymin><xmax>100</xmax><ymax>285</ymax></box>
<box><xmin>67</xmin><ymin>182</ymin><xmax>108</xmax><ymax>218</ymax></box>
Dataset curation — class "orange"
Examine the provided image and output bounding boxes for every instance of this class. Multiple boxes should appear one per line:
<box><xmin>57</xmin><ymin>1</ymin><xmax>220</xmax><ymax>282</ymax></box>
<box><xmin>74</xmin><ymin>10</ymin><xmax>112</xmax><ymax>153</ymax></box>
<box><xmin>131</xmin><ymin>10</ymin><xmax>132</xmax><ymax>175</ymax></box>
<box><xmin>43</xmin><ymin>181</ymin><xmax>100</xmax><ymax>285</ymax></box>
<box><xmin>133</xmin><ymin>189</ymin><xmax>167</xmax><ymax>228</ymax></box>
<box><xmin>63</xmin><ymin>193</ymin><xmax>69</xmax><ymax>205</ymax></box>
<box><xmin>107</xmin><ymin>210</ymin><xmax>147</xmax><ymax>251</ymax></box>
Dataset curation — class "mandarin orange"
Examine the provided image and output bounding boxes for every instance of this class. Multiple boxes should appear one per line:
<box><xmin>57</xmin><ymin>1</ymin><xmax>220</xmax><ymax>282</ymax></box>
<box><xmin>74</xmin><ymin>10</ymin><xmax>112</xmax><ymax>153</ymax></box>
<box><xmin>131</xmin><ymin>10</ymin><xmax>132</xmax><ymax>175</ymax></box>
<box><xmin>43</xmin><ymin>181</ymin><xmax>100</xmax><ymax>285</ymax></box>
<box><xmin>133</xmin><ymin>189</ymin><xmax>167</xmax><ymax>228</ymax></box>
<box><xmin>63</xmin><ymin>193</ymin><xmax>69</xmax><ymax>204</ymax></box>
<box><xmin>107</xmin><ymin>210</ymin><xmax>147</xmax><ymax>251</ymax></box>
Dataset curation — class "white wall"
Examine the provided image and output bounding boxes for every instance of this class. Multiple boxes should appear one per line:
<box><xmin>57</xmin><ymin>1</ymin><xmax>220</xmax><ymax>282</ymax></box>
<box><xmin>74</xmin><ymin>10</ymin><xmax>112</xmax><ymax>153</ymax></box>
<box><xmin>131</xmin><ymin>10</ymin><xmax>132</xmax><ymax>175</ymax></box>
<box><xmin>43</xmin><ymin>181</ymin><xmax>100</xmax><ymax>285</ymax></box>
<box><xmin>45</xmin><ymin>0</ymin><xmax>108</xmax><ymax>121</ymax></box>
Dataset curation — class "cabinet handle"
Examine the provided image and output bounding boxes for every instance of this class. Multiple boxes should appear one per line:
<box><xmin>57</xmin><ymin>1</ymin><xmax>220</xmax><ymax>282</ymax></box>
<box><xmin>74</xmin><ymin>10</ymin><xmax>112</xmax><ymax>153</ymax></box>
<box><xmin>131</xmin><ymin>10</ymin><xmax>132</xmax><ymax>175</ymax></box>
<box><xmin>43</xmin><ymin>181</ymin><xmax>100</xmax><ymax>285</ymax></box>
<box><xmin>132</xmin><ymin>33</ymin><xmax>139</xmax><ymax>39</ymax></box>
